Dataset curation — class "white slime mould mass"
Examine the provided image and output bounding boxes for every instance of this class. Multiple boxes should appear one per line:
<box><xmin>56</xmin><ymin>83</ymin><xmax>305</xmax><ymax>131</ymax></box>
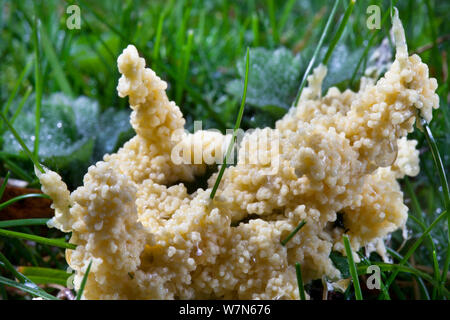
<box><xmin>36</xmin><ymin>11</ymin><xmax>438</xmax><ymax>299</ymax></box>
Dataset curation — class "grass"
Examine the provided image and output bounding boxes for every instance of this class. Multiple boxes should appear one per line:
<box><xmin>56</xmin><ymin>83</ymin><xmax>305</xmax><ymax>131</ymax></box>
<box><xmin>323</xmin><ymin>0</ymin><xmax>356</xmax><ymax>65</ymax></box>
<box><xmin>75</xmin><ymin>259</ymin><xmax>92</xmax><ymax>300</ymax></box>
<box><xmin>343</xmin><ymin>234</ymin><xmax>363</xmax><ymax>300</ymax></box>
<box><xmin>422</xmin><ymin>122</ymin><xmax>450</xmax><ymax>292</ymax></box>
<box><xmin>32</xmin><ymin>8</ymin><xmax>42</xmax><ymax>160</ymax></box>
<box><xmin>281</xmin><ymin>220</ymin><xmax>307</xmax><ymax>246</ymax></box>
<box><xmin>383</xmin><ymin>209</ymin><xmax>448</xmax><ymax>298</ymax></box>
<box><xmin>0</xmin><ymin>0</ymin><xmax>449</xmax><ymax>300</ymax></box>
<box><xmin>0</xmin><ymin>228</ymin><xmax>76</xmax><ymax>250</ymax></box>
<box><xmin>349</xmin><ymin>0</ymin><xmax>399</xmax><ymax>86</ymax></box>
<box><xmin>210</xmin><ymin>47</ymin><xmax>250</xmax><ymax>199</ymax></box>
<box><xmin>295</xmin><ymin>263</ymin><xmax>306</xmax><ymax>300</ymax></box>
<box><xmin>0</xmin><ymin>111</ymin><xmax>44</xmax><ymax>173</ymax></box>
<box><xmin>1</xmin><ymin>60</ymin><xmax>32</xmax><ymax>117</ymax></box>
<box><xmin>0</xmin><ymin>218</ymin><xmax>49</xmax><ymax>228</ymax></box>
<box><xmin>292</xmin><ymin>0</ymin><xmax>340</xmax><ymax>106</ymax></box>
<box><xmin>0</xmin><ymin>193</ymin><xmax>49</xmax><ymax>211</ymax></box>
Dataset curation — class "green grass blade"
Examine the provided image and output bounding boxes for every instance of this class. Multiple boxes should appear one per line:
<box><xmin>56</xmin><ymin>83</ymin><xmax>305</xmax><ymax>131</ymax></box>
<box><xmin>152</xmin><ymin>9</ymin><xmax>168</xmax><ymax>63</ymax></box>
<box><xmin>281</xmin><ymin>220</ymin><xmax>306</xmax><ymax>246</ymax></box>
<box><xmin>32</xmin><ymin>11</ymin><xmax>42</xmax><ymax>160</ymax></box>
<box><xmin>0</xmin><ymin>228</ymin><xmax>76</xmax><ymax>250</ymax></box>
<box><xmin>0</xmin><ymin>171</ymin><xmax>10</xmax><ymax>199</ymax></box>
<box><xmin>210</xmin><ymin>47</ymin><xmax>250</xmax><ymax>200</ymax></box>
<box><xmin>237</xmin><ymin>18</ymin><xmax>251</xmax><ymax>60</ymax></box>
<box><xmin>390</xmin><ymin>280</ymin><xmax>406</xmax><ymax>300</ymax></box>
<box><xmin>78</xmin><ymin>0</ymin><xmax>127</xmax><ymax>40</ymax></box>
<box><xmin>361</xmin><ymin>262</ymin><xmax>449</xmax><ymax>298</ymax></box>
<box><xmin>18</xmin><ymin>266</ymin><xmax>70</xmax><ymax>286</ymax></box>
<box><xmin>423</xmin><ymin>123</ymin><xmax>450</xmax><ymax>210</ymax></box>
<box><xmin>278</xmin><ymin>0</ymin><xmax>296</xmax><ymax>34</ymax></box>
<box><xmin>323</xmin><ymin>0</ymin><xmax>356</xmax><ymax>66</ymax></box>
<box><xmin>382</xmin><ymin>209</ymin><xmax>448</xmax><ymax>298</ymax></box>
<box><xmin>2</xmin><ymin>157</ymin><xmax>35</xmax><ymax>182</ymax></box>
<box><xmin>251</xmin><ymin>13</ymin><xmax>259</xmax><ymax>46</ymax></box>
<box><xmin>408</xmin><ymin>214</ymin><xmax>441</xmax><ymax>295</ymax></box>
<box><xmin>176</xmin><ymin>29</ymin><xmax>194</xmax><ymax>104</ymax></box>
<box><xmin>405</xmin><ymin>176</ymin><xmax>442</xmax><ymax>297</ymax></box>
<box><xmin>295</xmin><ymin>262</ymin><xmax>306</xmax><ymax>300</ymax></box>
<box><xmin>357</xmin><ymin>253</ymin><xmax>391</xmax><ymax>300</ymax></box>
<box><xmin>151</xmin><ymin>59</ymin><xmax>226</xmax><ymax>128</ymax></box>
<box><xmin>24</xmin><ymin>276</ymin><xmax>67</xmax><ymax>286</ymax></box>
<box><xmin>10</xmin><ymin>86</ymin><xmax>32</xmax><ymax>125</ymax></box>
<box><xmin>343</xmin><ymin>234</ymin><xmax>363</xmax><ymax>300</ymax></box>
<box><xmin>0</xmin><ymin>111</ymin><xmax>43</xmax><ymax>173</ymax></box>
<box><xmin>349</xmin><ymin>0</ymin><xmax>399</xmax><ymax>86</ymax></box>
<box><xmin>174</xmin><ymin>7</ymin><xmax>191</xmax><ymax>104</ymax></box>
<box><xmin>76</xmin><ymin>259</ymin><xmax>92</xmax><ymax>300</ymax></box>
<box><xmin>39</xmin><ymin>29</ymin><xmax>74</xmax><ymax>97</ymax></box>
<box><xmin>386</xmin><ymin>247</ymin><xmax>431</xmax><ymax>300</ymax></box>
<box><xmin>0</xmin><ymin>218</ymin><xmax>49</xmax><ymax>228</ymax></box>
<box><xmin>424</xmin><ymin>0</ymin><xmax>441</xmax><ymax>72</ymax></box>
<box><xmin>1</xmin><ymin>59</ymin><xmax>33</xmax><ymax>116</ymax></box>
<box><xmin>81</xmin><ymin>16</ymin><xmax>115</xmax><ymax>61</ymax></box>
<box><xmin>0</xmin><ymin>251</ymin><xmax>28</xmax><ymax>283</ymax></box>
<box><xmin>407</xmin><ymin>211</ymin><xmax>442</xmax><ymax>296</ymax></box>
<box><xmin>431</xmin><ymin>250</ymin><xmax>441</xmax><ymax>299</ymax></box>
<box><xmin>12</xmin><ymin>236</ymin><xmax>40</xmax><ymax>267</ymax></box>
<box><xmin>404</xmin><ymin>177</ymin><xmax>424</xmax><ymax>223</ymax></box>
<box><xmin>0</xmin><ymin>193</ymin><xmax>50</xmax><ymax>211</ymax></box>
<box><xmin>293</xmin><ymin>0</ymin><xmax>340</xmax><ymax>107</ymax></box>
<box><xmin>0</xmin><ymin>252</ymin><xmax>58</xmax><ymax>300</ymax></box>
<box><xmin>267</xmin><ymin>0</ymin><xmax>279</xmax><ymax>44</ymax></box>
<box><xmin>0</xmin><ymin>276</ymin><xmax>58</xmax><ymax>300</ymax></box>
<box><xmin>75</xmin><ymin>0</ymin><xmax>225</xmax><ymax>130</ymax></box>
<box><xmin>18</xmin><ymin>266</ymin><xmax>69</xmax><ymax>278</ymax></box>
<box><xmin>422</xmin><ymin>122</ymin><xmax>450</xmax><ymax>289</ymax></box>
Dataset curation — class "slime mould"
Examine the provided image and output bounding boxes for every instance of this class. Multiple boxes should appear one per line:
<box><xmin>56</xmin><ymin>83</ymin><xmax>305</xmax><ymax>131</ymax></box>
<box><xmin>36</xmin><ymin>11</ymin><xmax>438</xmax><ymax>299</ymax></box>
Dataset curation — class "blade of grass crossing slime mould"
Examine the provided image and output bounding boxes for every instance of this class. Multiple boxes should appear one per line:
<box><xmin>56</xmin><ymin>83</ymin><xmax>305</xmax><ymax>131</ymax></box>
<box><xmin>295</xmin><ymin>263</ymin><xmax>306</xmax><ymax>300</ymax></box>
<box><xmin>281</xmin><ymin>220</ymin><xmax>306</xmax><ymax>246</ymax></box>
<box><xmin>292</xmin><ymin>0</ymin><xmax>340</xmax><ymax>107</ymax></box>
<box><xmin>76</xmin><ymin>260</ymin><xmax>93</xmax><ymax>300</ymax></box>
<box><xmin>210</xmin><ymin>48</ymin><xmax>250</xmax><ymax>200</ymax></box>
<box><xmin>343</xmin><ymin>234</ymin><xmax>363</xmax><ymax>300</ymax></box>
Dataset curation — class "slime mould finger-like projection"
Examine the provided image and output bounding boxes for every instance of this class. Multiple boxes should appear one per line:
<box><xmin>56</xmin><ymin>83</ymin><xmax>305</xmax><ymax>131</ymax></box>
<box><xmin>36</xmin><ymin>11</ymin><xmax>438</xmax><ymax>299</ymax></box>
